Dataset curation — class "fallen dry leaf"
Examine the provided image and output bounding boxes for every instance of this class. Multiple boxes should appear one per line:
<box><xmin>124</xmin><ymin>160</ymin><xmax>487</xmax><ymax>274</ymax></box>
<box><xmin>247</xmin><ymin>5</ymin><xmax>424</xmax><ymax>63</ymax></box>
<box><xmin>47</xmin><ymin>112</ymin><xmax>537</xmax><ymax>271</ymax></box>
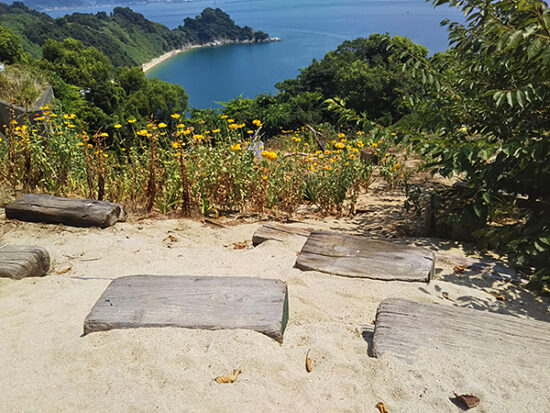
<box><xmin>453</xmin><ymin>265</ymin><xmax>466</xmax><ymax>274</ymax></box>
<box><xmin>453</xmin><ymin>393</ymin><xmax>480</xmax><ymax>409</ymax></box>
<box><xmin>232</xmin><ymin>241</ymin><xmax>249</xmax><ymax>250</ymax></box>
<box><xmin>56</xmin><ymin>266</ymin><xmax>72</xmax><ymax>275</ymax></box>
<box><xmin>488</xmin><ymin>292</ymin><xmax>506</xmax><ymax>301</ymax></box>
<box><xmin>305</xmin><ymin>349</ymin><xmax>312</xmax><ymax>373</ymax></box>
<box><xmin>375</xmin><ymin>401</ymin><xmax>389</xmax><ymax>413</ymax></box>
<box><xmin>442</xmin><ymin>292</ymin><xmax>454</xmax><ymax>301</ymax></box>
<box><xmin>215</xmin><ymin>369</ymin><xmax>241</xmax><ymax>384</ymax></box>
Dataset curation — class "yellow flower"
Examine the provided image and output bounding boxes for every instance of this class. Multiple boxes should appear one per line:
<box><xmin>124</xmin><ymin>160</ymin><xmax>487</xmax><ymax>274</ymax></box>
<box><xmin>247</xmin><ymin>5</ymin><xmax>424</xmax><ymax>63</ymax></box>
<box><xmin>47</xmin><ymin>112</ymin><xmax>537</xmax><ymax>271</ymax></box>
<box><xmin>237</xmin><ymin>123</ymin><xmax>245</xmax><ymax>129</ymax></box>
<box><xmin>194</xmin><ymin>134</ymin><xmax>204</xmax><ymax>141</ymax></box>
<box><xmin>10</xmin><ymin>120</ymin><xmax>18</xmax><ymax>125</ymax></box>
<box><xmin>158</xmin><ymin>122</ymin><xmax>167</xmax><ymax>128</ymax></box>
<box><xmin>100</xmin><ymin>132</ymin><xmax>109</xmax><ymax>138</ymax></box>
<box><xmin>252</xmin><ymin>119</ymin><xmax>262</xmax><ymax>126</ymax></box>
<box><xmin>137</xmin><ymin>129</ymin><xmax>148</xmax><ymax>136</ymax></box>
<box><xmin>183</xmin><ymin>129</ymin><xmax>191</xmax><ymax>135</ymax></box>
<box><xmin>172</xmin><ymin>142</ymin><xmax>181</xmax><ymax>149</ymax></box>
<box><xmin>247</xmin><ymin>130</ymin><xmax>254</xmax><ymax>134</ymax></box>
<box><xmin>40</xmin><ymin>105</ymin><xmax>50</xmax><ymax>110</ymax></box>
<box><xmin>221</xmin><ymin>115</ymin><xmax>228</xmax><ymax>119</ymax></box>
<box><xmin>114</xmin><ymin>124</ymin><xmax>122</xmax><ymax>129</ymax></box>
<box><xmin>171</xmin><ymin>113</ymin><xmax>180</xmax><ymax>119</ymax></box>
<box><xmin>67</xmin><ymin>124</ymin><xmax>75</xmax><ymax>128</ymax></box>
<box><xmin>372</xmin><ymin>143</ymin><xmax>378</xmax><ymax>147</ymax></box>
<box><xmin>357</xmin><ymin>141</ymin><xmax>364</xmax><ymax>148</ymax></box>
<box><xmin>128</xmin><ymin>118</ymin><xmax>136</xmax><ymax>124</ymax></box>
<box><xmin>174</xmin><ymin>152</ymin><xmax>181</xmax><ymax>157</ymax></box>
<box><xmin>230</xmin><ymin>143</ymin><xmax>241</xmax><ymax>151</ymax></box>
<box><xmin>87</xmin><ymin>144</ymin><xmax>93</xmax><ymax>149</ymax></box>
<box><xmin>229</xmin><ymin>123</ymin><xmax>238</xmax><ymax>130</ymax></box>
<box><xmin>121</xmin><ymin>148</ymin><xmax>126</xmax><ymax>151</ymax></box>
<box><xmin>63</xmin><ymin>113</ymin><xmax>76</xmax><ymax>119</ymax></box>
<box><xmin>35</xmin><ymin>116</ymin><xmax>45</xmax><ymax>121</ymax></box>
<box><xmin>177</xmin><ymin>123</ymin><xmax>185</xmax><ymax>129</ymax></box>
<box><xmin>334</xmin><ymin>142</ymin><xmax>345</xmax><ymax>149</ymax></box>
<box><xmin>391</xmin><ymin>163</ymin><xmax>401</xmax><ymax>171</ymax></box>
<box><xmin>204</xmin><ymin>130</ymin><xmax>210</xmax><ymax>134</ymax></box>
<box><xmin>50</xmin><ymin>113</ymin><xmax>57</xmax><ymax>118</ymax></box>
<box><xmin>198</xmin><ymin>120</ymin><xmax>205</xmax><ymax>124</ymax></box>
<box><xmin>337</xmin><ymin>132</ymin><xmax>345</xmax><ymax>138</ymax></box>
<box><xmin>261</xmin><ymin>150</ymin><xmax>277</xmax><ymax>160</ymax></box>
<box><xmin>227</xmin><ymin>118</ymin><xmax>235</xmax><ymax>123</ymax></box>
<box><xmin>103</xmin><ymin>153</ymin><xmax>109</xmax><ymax>158</ymax></box>
<box><xmin>212</xmin><ymin>129</ymin><xmax>220</xmax><ymax>133</ymax></box>
<box><xmin>262</xmin><ymin>175</ymin><xmax>268</xmax><ymax>180</ymax></box>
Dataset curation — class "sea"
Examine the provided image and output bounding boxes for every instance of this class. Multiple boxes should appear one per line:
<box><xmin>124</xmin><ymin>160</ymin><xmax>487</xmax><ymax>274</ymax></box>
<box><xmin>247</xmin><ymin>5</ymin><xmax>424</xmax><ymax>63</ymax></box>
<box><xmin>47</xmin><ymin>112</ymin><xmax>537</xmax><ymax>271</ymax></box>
<box><xmin>47</xmin><ymin>0</ymin><xmax>464</xmax><ymax>109</ymax></box>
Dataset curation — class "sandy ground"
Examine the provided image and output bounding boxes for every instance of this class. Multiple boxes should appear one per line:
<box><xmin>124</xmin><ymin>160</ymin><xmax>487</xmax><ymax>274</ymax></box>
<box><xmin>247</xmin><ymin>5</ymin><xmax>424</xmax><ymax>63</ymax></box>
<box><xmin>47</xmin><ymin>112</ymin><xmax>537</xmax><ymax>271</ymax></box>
<box><xmin>1</xmin><ymin>190</ymin><xmax>549</xmax><ymax>412</ymax></box>
<box><xmin>142</xmin><ymin>46</ymin><xmax>201</xmax><ymax>72</ymax></box>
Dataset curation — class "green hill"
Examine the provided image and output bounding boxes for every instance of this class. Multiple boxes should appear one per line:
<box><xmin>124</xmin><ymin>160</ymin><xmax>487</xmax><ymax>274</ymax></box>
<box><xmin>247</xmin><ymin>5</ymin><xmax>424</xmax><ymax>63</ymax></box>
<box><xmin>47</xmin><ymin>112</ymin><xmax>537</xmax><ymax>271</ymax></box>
<box><xmin>0</xmin><ymin>2</ymin><xmax>271</xmax><ymax>66</ymax></box>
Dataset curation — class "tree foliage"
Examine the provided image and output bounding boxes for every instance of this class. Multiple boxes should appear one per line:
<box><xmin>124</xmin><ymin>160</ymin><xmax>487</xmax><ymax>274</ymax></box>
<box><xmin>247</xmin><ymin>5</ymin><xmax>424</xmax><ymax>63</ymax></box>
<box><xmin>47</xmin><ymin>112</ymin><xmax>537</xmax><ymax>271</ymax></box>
<box><xmin>0</xmin><ymin>25</ymin><xmax>24</xmax><ymax>64</ymax></box>
<box><xmin>397</xmin><ymin>0</ymin><xmax>550</xmax><ymax>290</ymax></box>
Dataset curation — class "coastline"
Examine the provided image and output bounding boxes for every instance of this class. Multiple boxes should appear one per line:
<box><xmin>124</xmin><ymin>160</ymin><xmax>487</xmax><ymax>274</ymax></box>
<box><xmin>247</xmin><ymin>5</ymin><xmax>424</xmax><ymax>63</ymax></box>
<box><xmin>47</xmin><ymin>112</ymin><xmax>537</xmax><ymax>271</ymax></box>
<box><xmin>142</xmin><ymin>37</ymin><xmax>282</xmax><ymax>73</ymax></box>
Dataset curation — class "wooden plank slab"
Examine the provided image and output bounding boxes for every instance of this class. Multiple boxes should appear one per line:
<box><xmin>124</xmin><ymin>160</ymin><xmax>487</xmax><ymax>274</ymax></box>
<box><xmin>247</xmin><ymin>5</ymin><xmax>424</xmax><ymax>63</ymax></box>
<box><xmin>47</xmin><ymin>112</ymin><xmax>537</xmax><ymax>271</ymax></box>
<box><xmin>83</xmin><ymin>275</ymin><xmax>289</xmax><ymax>342</ymax></box>
<box><xmin>5</xmin><ymin>194</ymin><xmax>127</xmax><ymax>228</ymax></box>
<box><xmin>0</xmin><ymin>244</ymin><xmax>50</xmax><ymax>279</ymax></box>
<box><xmin>295</xmin><ymin>231</ymin><xmax>434</xmax><ymax>282</ymax></box>
<box><xmin>372</xmin><ymin>298</ymin><xmax>550</xmax><ymax>360</ymax></box>
<box><xmin>252</xmin><ymin>224</ymin><xmax>311</xmax><ymax>246</ymax></box>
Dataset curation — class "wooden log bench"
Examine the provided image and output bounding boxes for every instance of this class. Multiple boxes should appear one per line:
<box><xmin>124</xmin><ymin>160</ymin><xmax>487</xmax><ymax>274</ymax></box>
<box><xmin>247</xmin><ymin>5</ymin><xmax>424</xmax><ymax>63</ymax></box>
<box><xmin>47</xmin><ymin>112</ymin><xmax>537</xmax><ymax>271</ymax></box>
<box><xmin>83</xmin><ymin>275</ymin><xmax>289</xmax><ymax>343</ymax></box>
<box><xmin>5</xmin><ymin>194</ymin><xmax>127</xmax><ymax>228</ymax></box>
<box><xmin>0</xmin><ymin>245</ymin><xmax>50</xmax><ymax>279</ymax></box>
<box><xmin>295</xmin><ymin>231</ymin><xmax>435</xmax><ymax>282</ymax></box>
<box><xmin>252</xmin><ymin>224</ymin><xmax>312</xmax><ymax>246</ymax></box>
<box><xmin>372</xmin><ymin>298</ymin><xmax>550</xmax><ymax>360</ymax></box>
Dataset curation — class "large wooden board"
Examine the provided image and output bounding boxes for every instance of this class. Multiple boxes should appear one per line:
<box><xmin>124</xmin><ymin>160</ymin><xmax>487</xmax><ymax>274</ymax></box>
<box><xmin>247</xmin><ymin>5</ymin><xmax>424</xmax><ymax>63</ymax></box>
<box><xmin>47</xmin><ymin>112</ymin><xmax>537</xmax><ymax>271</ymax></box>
<box><xmin>0</xmin><ymin>244</ymin><xmax>50</xmax><ymax>279</ymax></box>
<box><xmin>372</xmin><ymin>298</ymin><xmax>550</xmax><ymax>360</ymax></box>
<box><xmin>5</xmin><ymin>194</ymin><xmax>127</xmax><ymax>228</ymax></box>
<box><xmin>295</xmin><ymin>231</ymin><xmax>434</xmax><ymax>282</ymax></box>
<box><xmin>84</xmin><ymin>275</ymin><xmax>289</xmax><ymax>342</ymax></box>
<box><xmin>252</xmin><ymin>224</ymin><xmax>311</xmax><ymax>246</ymax></box>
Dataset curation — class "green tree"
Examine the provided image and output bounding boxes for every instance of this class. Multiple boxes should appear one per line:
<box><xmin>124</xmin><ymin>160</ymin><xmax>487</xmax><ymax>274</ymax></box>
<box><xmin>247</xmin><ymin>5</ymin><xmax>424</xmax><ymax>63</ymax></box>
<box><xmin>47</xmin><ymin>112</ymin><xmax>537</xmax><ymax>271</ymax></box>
<box><xmin>0</xmin><ymin>26</ymin><xmax>24</xmax><ymax>64</ymax></box>
<box><xmin>42</xmin><ymin>38</ymin><xmax>113</xmax><ymax>88</ymax></box>
<box><xmin>399</xmin><ymin>0</ymin><xmax>550</xmax><ymax>290</ymax></box>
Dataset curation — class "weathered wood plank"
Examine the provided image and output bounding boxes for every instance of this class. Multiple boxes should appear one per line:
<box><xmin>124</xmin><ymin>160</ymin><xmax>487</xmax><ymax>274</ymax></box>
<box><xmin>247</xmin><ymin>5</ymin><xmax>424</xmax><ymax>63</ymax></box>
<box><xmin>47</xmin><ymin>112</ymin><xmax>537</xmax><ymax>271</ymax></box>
<box><xmin>252</xmin><ymin>224</ymin><xmax>311</xmax><ymax>246</ymax></box>
<box><xmin>372</xmin><ymin>298</ymin><xmax>550</xmax><ymax>360</ymax></box>
<box><xmin>0</xmin><ymin>244</ymin><xmax>50</xmax><ymax>279</ymax></box>
<box><xmin>5</xmin><ymin>194</ymin><xmax>127</xmax><ymax>228</ymax></box>
<box><xmin>295</xmin><ymin>231</ymin><xmax>434</xmax><ymax>282</ymax></box>
<box><xmin>83</xmin><ymin>275</ymin><xmax>289</xmax><ymax>342</ymax></box>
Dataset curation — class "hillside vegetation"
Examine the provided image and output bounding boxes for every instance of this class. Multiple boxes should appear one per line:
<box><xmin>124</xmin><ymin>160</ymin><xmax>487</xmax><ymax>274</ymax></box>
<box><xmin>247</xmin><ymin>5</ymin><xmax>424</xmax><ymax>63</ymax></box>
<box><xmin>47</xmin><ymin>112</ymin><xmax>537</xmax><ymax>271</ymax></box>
<box><xmin>0</xmin><ymin>3</ymin><xmax>270</xmax><ymax>66</ymax></box>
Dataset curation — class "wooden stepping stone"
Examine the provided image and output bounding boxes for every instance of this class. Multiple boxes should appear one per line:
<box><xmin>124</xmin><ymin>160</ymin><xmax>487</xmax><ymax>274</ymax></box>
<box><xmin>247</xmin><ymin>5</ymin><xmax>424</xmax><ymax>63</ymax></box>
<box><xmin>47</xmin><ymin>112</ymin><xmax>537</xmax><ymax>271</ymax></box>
<box><xmin>372</xmin><ymin>298</ymin><xmax>550</xmax><ymax>360</ymax></box>
<box><xmin>252</xmin><ymin>224</ymin><xmax>311</xmax><ymax>246</ymax></box>
<box><xmin>5</xmin><ymin>194</ymin><xmax>127</xmax><ymax>228</ymax></box>
<box><xmin>83</xmin><ymin>275</ymin><xmax>289</xmax><ymax>342</ymax></box>
<box><xmin>0</xmin><ymin>245</ymin><xmax>50</xmax><ymax>279</ymax></box>
<box><xmin>295</xmin><ymin>231</ymin><xmax>434</xmax><ymax>282</ymax></box>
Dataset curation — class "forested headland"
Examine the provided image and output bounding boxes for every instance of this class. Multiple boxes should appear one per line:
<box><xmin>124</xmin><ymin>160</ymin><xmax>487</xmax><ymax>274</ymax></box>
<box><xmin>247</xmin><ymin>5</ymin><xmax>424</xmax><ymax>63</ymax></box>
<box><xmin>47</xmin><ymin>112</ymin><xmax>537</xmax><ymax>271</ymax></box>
<box><xmin>0</xmin><ymin>0</ymin><xmax>548</xmax><ymax>291</ymax></box>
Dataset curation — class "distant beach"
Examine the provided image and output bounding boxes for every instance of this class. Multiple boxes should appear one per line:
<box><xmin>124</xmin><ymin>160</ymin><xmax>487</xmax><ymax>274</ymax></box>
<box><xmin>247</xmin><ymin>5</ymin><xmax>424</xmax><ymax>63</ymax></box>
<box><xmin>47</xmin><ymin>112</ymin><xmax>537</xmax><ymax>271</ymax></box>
<box><xmin>142</xmin><ymin>38</ymin><xmax>282</xmax><ymax>72</ymax></box>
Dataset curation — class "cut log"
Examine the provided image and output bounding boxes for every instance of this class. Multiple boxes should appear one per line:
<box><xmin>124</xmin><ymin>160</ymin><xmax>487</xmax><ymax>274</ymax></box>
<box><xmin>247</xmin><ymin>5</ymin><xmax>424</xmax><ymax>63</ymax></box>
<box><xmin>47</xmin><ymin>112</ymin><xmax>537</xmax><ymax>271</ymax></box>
<box><xmin>252</xmin><ymin>224</ymin><xmax>311</xmax><ymax>246</ymax></box>
<box><xmin>5</xmin><ymin>194</ymin><xmax>127</xmax><ymax>228</ymax></box>
<box><xmin>83</xmin><ymin>275</ymin><xmax>289</xmax><ymax>343</ymax></box>
<box><xmin>372</xmin><ymin>298</ymin><xmax>550</xmax><ymax>360</ymax></box>
<box><xmin>296</xmin><ymin>231</ymin><xmax>434</xmax><ymax>282</ymax></box>
<box><xmin>0</xmin><ymin>244</ymin><xmax>50</xmax><ymax>279</ymax></box>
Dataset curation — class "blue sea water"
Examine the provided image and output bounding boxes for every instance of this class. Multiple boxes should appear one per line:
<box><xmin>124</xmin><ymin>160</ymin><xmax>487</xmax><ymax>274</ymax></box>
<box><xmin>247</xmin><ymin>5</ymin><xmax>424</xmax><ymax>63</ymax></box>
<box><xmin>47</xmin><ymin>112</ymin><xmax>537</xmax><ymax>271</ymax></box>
<box><xmin>47</xmin><ymin>0</ymin><xmax>463</xmax><ymax>109</ymax></box>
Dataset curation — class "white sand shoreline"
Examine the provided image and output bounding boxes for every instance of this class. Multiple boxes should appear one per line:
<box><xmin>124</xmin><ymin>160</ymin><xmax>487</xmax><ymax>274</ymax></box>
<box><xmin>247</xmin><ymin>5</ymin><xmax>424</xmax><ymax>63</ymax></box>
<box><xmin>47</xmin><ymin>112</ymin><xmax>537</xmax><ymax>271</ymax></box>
<box><xmin>142</xmin><ymin>37</ymin><xmax>282</xmax><ymax>73</ymax></box>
